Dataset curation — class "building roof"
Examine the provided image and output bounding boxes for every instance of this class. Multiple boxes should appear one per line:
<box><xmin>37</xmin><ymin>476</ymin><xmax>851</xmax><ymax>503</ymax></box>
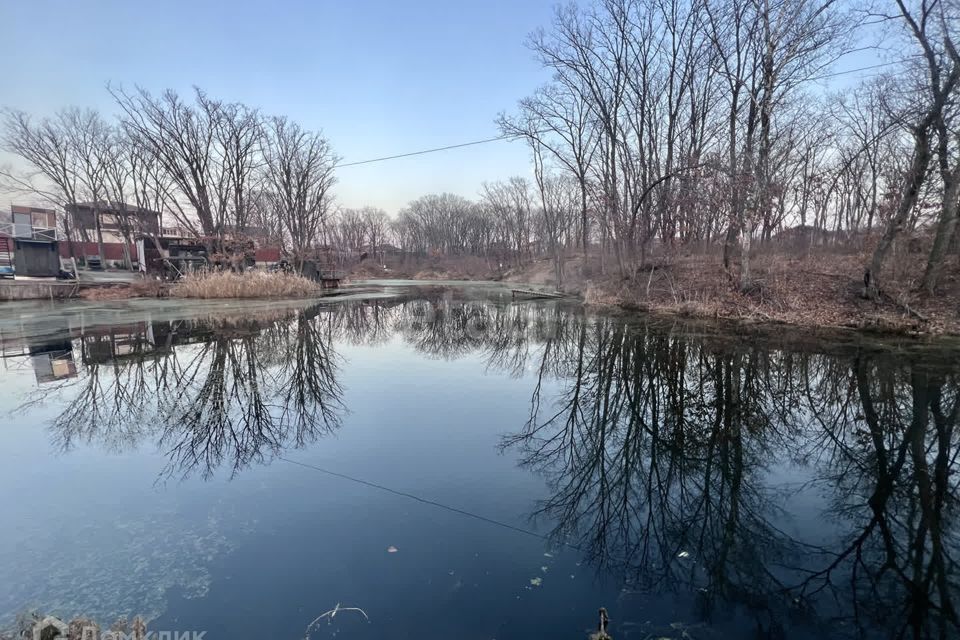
<box><xmin>67</xmin><ymin>202</ymin><xmax>161</xmax><ymax>217</ymax></box>
<box><xmin>11</xmin><ymin>204</ymin><xmax>56</xmax><ymax>215</ymax></box>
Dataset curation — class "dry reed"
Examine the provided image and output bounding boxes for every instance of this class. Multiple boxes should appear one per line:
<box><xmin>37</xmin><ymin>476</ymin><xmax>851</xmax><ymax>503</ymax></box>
<box><xmin>170</xmin><ymin>270</ymin><xmax>320</xmax><ymax>299</ymax></box>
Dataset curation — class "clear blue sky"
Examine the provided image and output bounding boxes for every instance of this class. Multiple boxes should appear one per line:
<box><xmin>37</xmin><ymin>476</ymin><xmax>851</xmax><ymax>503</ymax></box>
<box><xmin>0</xmin><ymin>0</ymin><xmax>557</xmax><ymax>213</ymax></box>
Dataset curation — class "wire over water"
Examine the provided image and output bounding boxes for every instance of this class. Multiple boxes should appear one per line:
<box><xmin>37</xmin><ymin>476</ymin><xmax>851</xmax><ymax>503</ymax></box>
<box><xmin>278</xmin><ymin>455</ymin><xmax>581</xmax><ymax>551</ymax></box>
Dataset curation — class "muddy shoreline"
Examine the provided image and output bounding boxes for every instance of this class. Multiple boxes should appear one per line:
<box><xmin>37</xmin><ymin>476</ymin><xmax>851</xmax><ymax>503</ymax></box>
<box><xmin>3</xmin><ymin>279</ymin><xmax>959</xmax><ymax>355</ymax></box>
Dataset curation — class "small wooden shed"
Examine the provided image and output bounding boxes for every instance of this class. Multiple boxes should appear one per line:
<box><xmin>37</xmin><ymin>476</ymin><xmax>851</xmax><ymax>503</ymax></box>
<box><xmin>13</xmin><ymin>238</ymin><xmax>61</xmax><ymax>277</ymax></box>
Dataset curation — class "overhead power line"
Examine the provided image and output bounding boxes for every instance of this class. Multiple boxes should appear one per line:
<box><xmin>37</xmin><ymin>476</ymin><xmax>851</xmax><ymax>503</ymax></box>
<box><xmin>338</xmin><ymin>133</ymin><xmax>523</xmax><ymax>168</ymax></box>
<box><xmin>809</xmin><ymin>59</ymin><xmax>913</xmax><ymax>82</ymax></box>
<box><xmin>337</xmin><ymin>59</ymin><xmax>910</xmax><ymax>170</ymax></box>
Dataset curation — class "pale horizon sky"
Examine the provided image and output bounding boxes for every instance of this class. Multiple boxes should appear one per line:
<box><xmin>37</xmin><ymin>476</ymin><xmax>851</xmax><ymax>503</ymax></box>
<box><xmin>1</xmin><ymin>0</ymin><xmax>890</xmax><ymax>217</ymax></box>
<box><xmin>0</xmin><ymin>0</ymin><xmax>558</xmax><ymax>215</ymax></box>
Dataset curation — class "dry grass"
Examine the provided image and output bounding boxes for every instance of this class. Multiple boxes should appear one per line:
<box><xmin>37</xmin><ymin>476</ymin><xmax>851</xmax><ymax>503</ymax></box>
<box><xmin>576</xmin><ymin>247</ymin><xmax>960</xmax><ymax>335</ymax></box>
<box><xmin>78</xmin><ymin>285</ymin><xmax>131</xmax><ymax>300</ymax></box>
<box><xmin>170</xmin><ymin>270</ymin><xmax>320</xmax><ymax>299</ymax></box>
<box><xmin>77</xmin><ymin>279</ymin><xmax>167</xmax><ymax>300</ymax></box>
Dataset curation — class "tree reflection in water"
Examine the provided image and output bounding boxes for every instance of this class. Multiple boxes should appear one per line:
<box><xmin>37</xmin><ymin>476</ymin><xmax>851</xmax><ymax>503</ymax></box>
<box><xmin>393</xmin><ymin>300</ymin><xmax>959</xmax><ymax>638</ymax></box>
<box><xmin>28</xmin><ymin>306</ymin><xmax>351</xmax><ymax>480</ymax></box>
<box><xmin>489</xmin><ymin>308</ymin><xmax>960</xmax><ymax>639</ymax></box>
<box><xmin>14</xmin><ymin>297</ymin><xmax>959</xmax><ymax>638</ymax></box>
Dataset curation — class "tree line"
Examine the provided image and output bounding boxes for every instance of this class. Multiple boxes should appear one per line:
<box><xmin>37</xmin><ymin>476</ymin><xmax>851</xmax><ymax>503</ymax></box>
<box><xmin>2</xmin><ymin>86</ymin><xmax>338</xmax><ymax>266</ymax></box>
<box><xmin>503</xmin><ymin>0</ymin><xmax>960</xmax><ymax>297</ymax></box>
<box><xmin>342</xmin><ymin>0</ymin><xmax>960</xmax><ymax>298</ymax></box>
<box><xmin>3</xmin><ymin>0</ymin><xmax>958</xmax><ymax>297</ymax></box>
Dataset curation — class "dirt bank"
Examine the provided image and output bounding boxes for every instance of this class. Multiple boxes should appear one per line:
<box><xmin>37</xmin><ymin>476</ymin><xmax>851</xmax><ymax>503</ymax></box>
<box><xmin>349</xmin><ymin>249</ymin><xmax>960</xmax><ymax>337</ymax></box>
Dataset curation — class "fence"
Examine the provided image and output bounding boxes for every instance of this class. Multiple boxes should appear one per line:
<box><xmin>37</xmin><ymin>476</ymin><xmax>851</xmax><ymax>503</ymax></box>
<box><xmin>0</xmin><ymin>222</ymin><xmax>58</xmax><ymax>241</ymax></box>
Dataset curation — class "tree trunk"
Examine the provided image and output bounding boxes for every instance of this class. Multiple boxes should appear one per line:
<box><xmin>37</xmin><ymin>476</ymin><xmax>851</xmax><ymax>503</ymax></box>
<box><xmin>739</xmin><ymin>228</ymin><xmax>751</xmax><ymax>291</ymax></box>
<box><xmin>723</xmin><ymin>218</ymin><xmax>738</xmax><ymax>270</ymax></box>
<box><xmin>921</xmin><ymin>171</ymin><xmax>960</xmax><ymax>294</ymax></box>
<box><xmin>865</xmin><ymin>127</ymin><xmax>933</xmax><ymax>300</ymax></box>
<box><xmin>580</xmin><ymin>178</ymin><xmax>589</xmax><ymax>256</ymax></box>
<box><xmin>62</xmin><ymin>210</ymin><xmax>77</xmax><ymax>260</ymax></box>
<box><xmin>121</xmin><ymin>239</ymin><xmax>133</xmax><ymax>271</ymax></box>
<box><xmin>94</xmin><ymin>208</ymin><xmax>106</xmax><ymax>266</ymax></box>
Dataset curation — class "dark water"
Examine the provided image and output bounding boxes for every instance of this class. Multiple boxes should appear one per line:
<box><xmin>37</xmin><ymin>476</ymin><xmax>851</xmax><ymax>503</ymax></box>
<box><xmin>1</xmin><ymin>290</ymin><xmax>958</xmax><ymax>639</ymax></box>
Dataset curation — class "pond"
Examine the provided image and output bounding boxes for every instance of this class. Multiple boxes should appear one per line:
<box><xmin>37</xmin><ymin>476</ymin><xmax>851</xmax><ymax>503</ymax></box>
<box><xmin>0</xmin><ymin>286</ymin><xmax>958</xmax><ymax>640</ymax></box>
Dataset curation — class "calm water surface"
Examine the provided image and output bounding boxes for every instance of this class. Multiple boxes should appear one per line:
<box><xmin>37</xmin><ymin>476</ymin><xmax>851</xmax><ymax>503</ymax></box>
<box><xmin>0</xmin><ymin>289</ymin><xmax>958</xmax><ymax>639</ymax></box>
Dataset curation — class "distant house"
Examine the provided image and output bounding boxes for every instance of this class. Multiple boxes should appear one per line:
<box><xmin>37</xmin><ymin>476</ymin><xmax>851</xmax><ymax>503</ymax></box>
<box><xmin>65</xmin><ymin>202</ymin><xmax>160</xmax><ymax>241</ymax></box>
<box><xmin>254</xmin><ymin>246</ymin><xmax>281</xmax><ymax>265</ymax></box>
<box><xmin>1</xmin><ymin>205</ymin><xmax>58</xmax><ymax>241</ymax></box>
<box><xmin>0</xmin><ymin>206</ymin><xmax>62</xmax><ymax>278</ymax></box>
<box><xmin>64</xmin><ymin>202</ymin><xmax>161</xmax><ymax>268</ymax></box>
<box><xmin>161</xmin><ymin>224</ymin><xmax>193</xmax><ymax>238</ymax></box>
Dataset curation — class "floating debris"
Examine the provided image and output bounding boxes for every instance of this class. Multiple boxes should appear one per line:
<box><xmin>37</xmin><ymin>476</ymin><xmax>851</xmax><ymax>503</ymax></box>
<box><xmin>543</xmin><ymin>552</ymin><xmax>553</xmax><ymax>558</ymax></box>
<box><xmin>304</xmin><ymin>603</ymin><xmax>370</xmax><ymax>639</ymax></box>
<box><xmin>530</xmin><ymin>577</ymin><xmax>543</xmax><ymax>587</ymax></box>
<box><xmin>541</xmin><ymin>565</ymin><xmax>549</xmax><ymax>573</ymax></box>
<box><xmin>677</xmin><ymin>550</ymin><xmax>690</xmax><ymax>558</ymax></box>
<box><xmin>386</xmin><ymin>546</ymin><xmax>398</xmax><ymax>553</ymax></box>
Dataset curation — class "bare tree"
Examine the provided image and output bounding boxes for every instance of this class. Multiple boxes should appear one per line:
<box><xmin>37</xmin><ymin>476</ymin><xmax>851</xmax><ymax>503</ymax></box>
<box><xmin>362</xmin><ymin>207</ymin><xmax>390</xmax><ymax>263</ymax></box>
<box><xmin>261</xmin><ymin>116</ymin><xmax>338</xmax><ymax>270</ymax></box>
<box><xmin>1</xmin><ymin>108</ymin><xmax>84</xmax><ymax>257</ymax></box>
<box><xmin>920</xmin><ymin>0</ymin><xmax>960</xmax><ymax>294</ymax></box>
<box><xmin>498</xmin><ymin>81</ymin><xmax>598</xmax><ymax>254</ymax></box>
<box><xmin>336</xmin><ymin>208</ymin><xmax>369</xmax><ymax>254</ymax></box>
<box><xmin>395</xmin><ymin>193</ymin><xmax>480</xmax><ymax>257</ymax></box>
<box><xmin>482</xmin><ymin>178</ymin><xmax>532</xmax><ymax>265</ymax></box>
<box><xmin>65</xmin><ymin>107</ymin><xmax>112</xmax><ymax>264</ymax></box>
<box><xmin>111</xmin><ymin>86</ymin><xmax>263</xmax><ymax>239</ymax></box>
<box><xmin>866</xmin><ymin>0</ymin><xmax>960</xmax><ymax>299</ymax></box>
<box><xmin>209</xmin><ymin>98</ymin><xmax>263</xmax><ymax>233</ymax></box>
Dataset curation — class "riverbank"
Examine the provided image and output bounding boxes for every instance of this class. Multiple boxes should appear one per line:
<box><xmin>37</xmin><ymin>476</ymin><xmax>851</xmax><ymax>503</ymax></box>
<box><xmin>4</xmin><ymin>250</ymin><xmax>956</xmax><ymax>338</ymax></box>
<box><xmin>350</xmin><ymin>249</ymin><xmax>960</xmax><ymax>337</ymax></box>
<box><xmin>577</xmin><ymin>253</ymin><xmax>959</xmax><ymax>337</ymax></box>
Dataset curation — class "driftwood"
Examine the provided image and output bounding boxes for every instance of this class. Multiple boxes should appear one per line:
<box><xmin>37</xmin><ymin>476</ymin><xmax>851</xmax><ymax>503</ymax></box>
<box><xmin>881</xmin><ymin>290</ymin><xmax>930</xmax><ymax>322</ymax></box>
<box><xmin>511</xmin><ymin>288</ymin><xmax>564</xmax><ymax>300</ymax></box>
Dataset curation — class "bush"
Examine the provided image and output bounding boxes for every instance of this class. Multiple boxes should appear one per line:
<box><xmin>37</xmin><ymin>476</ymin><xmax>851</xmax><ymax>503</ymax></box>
<box><xmin>170</xmin><ymin>270</ymin><xmax>321</xmax><ymax>299</ymax></box>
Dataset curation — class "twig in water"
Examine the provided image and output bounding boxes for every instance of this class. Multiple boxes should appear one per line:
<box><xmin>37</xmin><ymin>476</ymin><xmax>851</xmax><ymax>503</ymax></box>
<box><xmin>589</xmin><ymin>607</ymin><xmax>612</xmax><ymax>640</ymax></box>
<box><xmin>304</xmin><ymin>603</ymin><xmax>370</xmax><ymax>639</ymax></box>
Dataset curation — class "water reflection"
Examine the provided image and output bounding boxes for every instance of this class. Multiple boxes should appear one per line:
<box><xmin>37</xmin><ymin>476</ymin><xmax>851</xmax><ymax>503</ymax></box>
<box><xmin>497</xmin><ymin>311</ymin><xmax>960</xmax><ymax>639</ymax></box>
<box><xmin>13</xmin><ymin>307</ymin><xmax>349</xmax><ymax>480</ymax></box>
<box><xmin>5</xmin><ymin>297</ymin><xmax>959</xmax><ymax>638</ymax></box>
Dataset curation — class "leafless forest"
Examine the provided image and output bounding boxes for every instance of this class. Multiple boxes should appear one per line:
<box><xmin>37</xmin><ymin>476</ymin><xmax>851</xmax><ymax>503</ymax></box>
<box><xmin>2</xmin><ymin>0</ymin><xmax>959</xmax><ymax>309</ymax></box>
